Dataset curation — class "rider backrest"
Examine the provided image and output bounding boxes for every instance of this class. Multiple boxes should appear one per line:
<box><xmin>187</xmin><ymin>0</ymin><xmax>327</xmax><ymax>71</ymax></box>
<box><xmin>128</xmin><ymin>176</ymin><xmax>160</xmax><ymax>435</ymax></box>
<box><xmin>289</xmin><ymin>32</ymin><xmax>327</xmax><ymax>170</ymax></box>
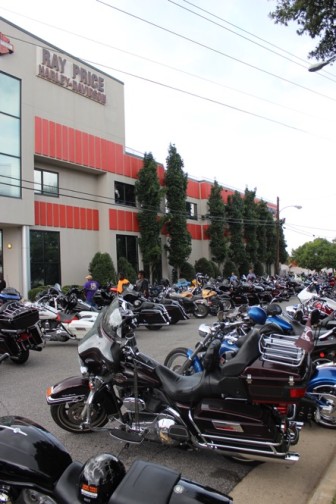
<box><xmin>203</xmin><ymin>339</ymin><xmax>221</xmax><ymax>373</ymax></box>
<box><xmin>219</xmin><ymin>329</ymin><xmax>260</xmax><ymax>377</ymax></box>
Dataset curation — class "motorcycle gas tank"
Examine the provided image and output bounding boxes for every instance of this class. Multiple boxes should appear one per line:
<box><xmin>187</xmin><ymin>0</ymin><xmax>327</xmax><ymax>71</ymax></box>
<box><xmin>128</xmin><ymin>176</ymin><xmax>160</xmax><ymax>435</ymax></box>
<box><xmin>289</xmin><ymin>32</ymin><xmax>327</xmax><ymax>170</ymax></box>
<box><xmin>0</xmin><ymin>416</ymin><xmax>72</xmax><ymax>489</ymax></box>
<box><xmin>267</xmin><ymin>315</ymin><xmax>293</xmax><ymax>332</ymax></box>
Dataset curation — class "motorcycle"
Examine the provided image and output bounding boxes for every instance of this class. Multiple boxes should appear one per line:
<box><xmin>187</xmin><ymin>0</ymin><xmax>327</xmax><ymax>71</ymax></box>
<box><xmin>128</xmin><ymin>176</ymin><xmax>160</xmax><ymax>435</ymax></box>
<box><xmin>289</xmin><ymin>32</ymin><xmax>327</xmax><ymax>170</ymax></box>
<box><xmin>161</xmin><ymin>287</ymin><xmax>210</xmax><ymax>318</ymax></box>
<box><xmin>46</xmin><ymin>298</ymin><xmax>313</xmax><ymax>463</ymax></box>
<box><xmin>163</xmin><ymin>311</ymin><xmax>336</xmax><ymax>429</ymax></box>
<box><xmin>27</xmin><ymin>287</ymin><xmax>99</xmax><ymax>342</ymax></box>
<box><xmin>0</xmin><ymin>414</ymin><xmax>233</xmax><ymax>504</ymax></box>
<box><xmin>0</xmin><ymin>300</ymin><xmax>43</xmax><ymax>364</ymax></box>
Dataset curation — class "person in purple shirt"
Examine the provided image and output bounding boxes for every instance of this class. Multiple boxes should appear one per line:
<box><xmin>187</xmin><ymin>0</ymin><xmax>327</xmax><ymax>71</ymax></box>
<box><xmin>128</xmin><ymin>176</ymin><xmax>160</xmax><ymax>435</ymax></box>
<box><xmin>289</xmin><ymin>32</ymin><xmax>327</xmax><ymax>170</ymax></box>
<box><xmin>83</xmin><ymin>275</ymin><xmax>100</xmax><ymax>306</ymax></box>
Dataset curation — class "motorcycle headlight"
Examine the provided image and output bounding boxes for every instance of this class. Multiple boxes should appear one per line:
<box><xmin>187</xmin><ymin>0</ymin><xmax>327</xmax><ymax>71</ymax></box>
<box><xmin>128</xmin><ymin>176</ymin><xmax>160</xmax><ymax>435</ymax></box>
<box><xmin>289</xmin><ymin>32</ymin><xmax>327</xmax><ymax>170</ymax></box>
<box><xmin>198</xmin><ymin>324</ymin><xmax>211</xmax><ymax>338</ymax></box>
<box><xmin>78</xmin><ymin>356</ymin><xmax>89</xmax><ymax>377</ymax></box>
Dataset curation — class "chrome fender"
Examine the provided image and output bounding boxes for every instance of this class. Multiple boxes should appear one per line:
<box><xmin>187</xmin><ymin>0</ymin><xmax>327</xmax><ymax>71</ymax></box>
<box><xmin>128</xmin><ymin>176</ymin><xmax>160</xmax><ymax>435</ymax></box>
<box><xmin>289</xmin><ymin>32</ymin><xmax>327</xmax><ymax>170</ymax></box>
<box><xmin>46</xmin><ymin>375</ymin><xmax>89</xmax><ymax>405</ymax></box>
<box><xmin>307</xmin><ymin>365</ymin><xmax>336</xmax><ymax>390</ymax></box>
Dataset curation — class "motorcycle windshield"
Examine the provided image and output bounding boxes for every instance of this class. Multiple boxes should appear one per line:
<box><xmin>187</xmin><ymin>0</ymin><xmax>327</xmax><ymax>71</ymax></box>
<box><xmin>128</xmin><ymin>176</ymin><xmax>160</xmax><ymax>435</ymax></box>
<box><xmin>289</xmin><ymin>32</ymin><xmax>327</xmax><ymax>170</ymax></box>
<box><xmin>78</xmin><ymin>298</ymin><xmax>124</xmax><ymax>373</ymax></box>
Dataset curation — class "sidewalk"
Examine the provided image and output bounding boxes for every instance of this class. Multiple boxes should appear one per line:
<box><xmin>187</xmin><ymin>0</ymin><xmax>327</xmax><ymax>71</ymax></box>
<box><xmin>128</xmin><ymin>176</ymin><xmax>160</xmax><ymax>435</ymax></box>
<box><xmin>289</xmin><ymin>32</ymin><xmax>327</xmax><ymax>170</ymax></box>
<box><xmin>230</xmin><ymin>423</ymin><xmax>336</xmax><ymax>504</ymax></box>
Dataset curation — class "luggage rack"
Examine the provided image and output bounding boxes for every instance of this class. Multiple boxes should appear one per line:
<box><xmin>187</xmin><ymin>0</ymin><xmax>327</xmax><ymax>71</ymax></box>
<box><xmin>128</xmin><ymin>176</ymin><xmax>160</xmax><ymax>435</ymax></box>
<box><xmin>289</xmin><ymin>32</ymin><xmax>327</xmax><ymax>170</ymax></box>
<box><xmin>259</xmin><ymin>333</ymin><xmax>306</xmax><ymax>367</ymax></box>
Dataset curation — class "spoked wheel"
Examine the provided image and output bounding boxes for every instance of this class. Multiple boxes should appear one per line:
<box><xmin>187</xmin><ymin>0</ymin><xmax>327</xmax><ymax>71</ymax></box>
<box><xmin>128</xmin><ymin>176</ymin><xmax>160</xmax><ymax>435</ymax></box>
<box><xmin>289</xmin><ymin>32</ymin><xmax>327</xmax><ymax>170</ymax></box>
<box><xmin>311</xmin><ymin>385</ymin><xmax>336</xmax><ymax>428</ymax></box>
<box><xmin>10</xmin><ymin>349</ymin><xmax>29</xmax><ymax>364</ymax></box>
<box><xmin>50</xmin><ymin>401</ymin><xmax>108</xmax><ymax>433</ymax></box>
<box><xmin>164</xmin><ymin>347</ymin><xmax>195</xmax><ymax>375</ymax></box>
<box><xmin>193</xmin><ymin>303</ymin><xmax>209</xmax><ymax>318</ymax></box>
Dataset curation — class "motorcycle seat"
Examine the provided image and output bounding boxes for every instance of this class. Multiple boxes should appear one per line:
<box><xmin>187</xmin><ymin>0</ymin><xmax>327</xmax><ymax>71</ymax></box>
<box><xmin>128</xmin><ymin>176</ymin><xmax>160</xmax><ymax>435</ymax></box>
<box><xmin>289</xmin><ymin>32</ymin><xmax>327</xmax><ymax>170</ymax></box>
<box><xmin>109</xmin><ymin>459</ymin><xmax>180</xmax><ymax>504</ymax></box>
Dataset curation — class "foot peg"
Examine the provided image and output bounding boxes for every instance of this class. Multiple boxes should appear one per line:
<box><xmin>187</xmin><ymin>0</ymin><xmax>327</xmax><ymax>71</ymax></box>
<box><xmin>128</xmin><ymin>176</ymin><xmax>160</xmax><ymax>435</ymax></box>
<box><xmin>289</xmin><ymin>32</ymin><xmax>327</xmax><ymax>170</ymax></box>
<box><xmin>109</xmin><ymin>428</ymin><xmax>145</xmax><ymax>444</ymax></box>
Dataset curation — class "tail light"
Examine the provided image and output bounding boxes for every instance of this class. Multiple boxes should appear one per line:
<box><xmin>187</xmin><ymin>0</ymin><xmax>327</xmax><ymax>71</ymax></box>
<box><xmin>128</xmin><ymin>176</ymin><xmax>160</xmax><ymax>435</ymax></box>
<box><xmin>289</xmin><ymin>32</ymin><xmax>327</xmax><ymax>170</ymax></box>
<box><xmin>275</xmin><ymin>403</ymin><xmax>290</xmax><ymax>416</ymax></box>
<box><xmin>289</xmin><ymin>388</ymin><xmax>306</xmax><ymax>399</ymax></box>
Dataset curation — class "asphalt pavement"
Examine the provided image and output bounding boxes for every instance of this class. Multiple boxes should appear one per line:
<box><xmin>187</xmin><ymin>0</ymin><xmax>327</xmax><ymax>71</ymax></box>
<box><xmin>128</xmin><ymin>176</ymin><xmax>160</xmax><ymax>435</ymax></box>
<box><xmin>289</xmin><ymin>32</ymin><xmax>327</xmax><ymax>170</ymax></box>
<box><xmin>230</xmin><ymin>422</ymin><xmax>336</xmax><ymax>504</ymax></box>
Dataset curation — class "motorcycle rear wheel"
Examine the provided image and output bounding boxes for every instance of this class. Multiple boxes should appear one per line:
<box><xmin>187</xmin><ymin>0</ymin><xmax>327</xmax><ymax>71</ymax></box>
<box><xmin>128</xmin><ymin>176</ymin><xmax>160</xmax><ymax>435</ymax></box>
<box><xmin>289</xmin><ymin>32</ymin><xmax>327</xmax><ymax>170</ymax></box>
<box><xmin>312</xmin><ymin>385</ymin><xmax>336</xmax><ymax>428</ymax></box>
<box><xmin>192</xmin><ymin>303</ymin><xmax>209</xmax><ymax>318</ymax></box>
<box><xmin>50</xmin><ymin>401</ymin><xmax>108</xmax><ymax>433</ymax></box>
<box><xmin>164</xmin><ymin>347</ymin><xmax>195</xmax><ymax>375</ymax></box>
<box><xmin>10</xmin><ymin>349</ymin><xmax>29</xmax><ymax>364</ymax></box>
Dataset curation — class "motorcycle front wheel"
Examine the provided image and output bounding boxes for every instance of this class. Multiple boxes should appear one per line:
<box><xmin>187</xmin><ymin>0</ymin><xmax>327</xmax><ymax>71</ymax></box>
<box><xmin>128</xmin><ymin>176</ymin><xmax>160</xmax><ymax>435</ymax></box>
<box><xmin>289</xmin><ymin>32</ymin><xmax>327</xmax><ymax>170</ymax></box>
<box><xmin>312</xmin><ymin>385</ymin><xmax>336</xmax><ymax>428</ymax></box>
<box><xmin>192</xmin><ymin>303</ymin><xmax>209</xmax><ymax>318</ymax></box>
<box><xmin>50</xmin><ymin>401</ymin><xmax>108</xmax><ymax>433</ymax></box>
<box><xmin>10</xmin><ymin>349</ymin><xmax>29</xmax><ymax>364</ymax></box>
<box><xmin>164</xmin><ymin>347</ymin><xmax>195</xmax><ymax>375</ymax></box>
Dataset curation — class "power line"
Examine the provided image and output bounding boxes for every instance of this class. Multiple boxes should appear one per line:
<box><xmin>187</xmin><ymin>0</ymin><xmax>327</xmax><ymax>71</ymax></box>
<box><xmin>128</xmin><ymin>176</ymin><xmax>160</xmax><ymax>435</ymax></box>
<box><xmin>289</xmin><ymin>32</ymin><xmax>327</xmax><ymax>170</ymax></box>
<box><xmin>96</xmin><ymin>0</ymin><xmax>336</xmax><ymax>104</ymax></box>
<box><xmin>176</xmin><ymin>0</ymin><xmax>336</xmax><ymax>81</ymax></box>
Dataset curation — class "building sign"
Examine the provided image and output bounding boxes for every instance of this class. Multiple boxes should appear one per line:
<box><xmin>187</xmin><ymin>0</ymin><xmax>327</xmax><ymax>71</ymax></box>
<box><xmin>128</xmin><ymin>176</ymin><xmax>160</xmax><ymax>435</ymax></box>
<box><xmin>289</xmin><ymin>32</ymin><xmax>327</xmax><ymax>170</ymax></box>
<box><xmin>37</xmin><ymin>48</ymin><xmax>106</xmax><ymax>105</ymax></box>
<box><xmin>0</xmin><ymin>33</ymin><xmax>14</xmax><ymax>55</ymax></box>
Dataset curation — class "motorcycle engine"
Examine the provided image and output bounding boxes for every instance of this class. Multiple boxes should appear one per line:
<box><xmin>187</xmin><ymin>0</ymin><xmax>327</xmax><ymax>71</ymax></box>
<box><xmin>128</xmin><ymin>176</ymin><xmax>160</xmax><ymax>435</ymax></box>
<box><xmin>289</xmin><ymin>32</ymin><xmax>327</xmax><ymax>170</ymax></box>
<box><xmin>1</xmin><ymin>488</ymin><xmax>58</xmax><ymax>504</ymax></box>
<box><xmin>156</xmin><ymin>413</ymin><xmax>189</xmax><ymax>446</ymax></box>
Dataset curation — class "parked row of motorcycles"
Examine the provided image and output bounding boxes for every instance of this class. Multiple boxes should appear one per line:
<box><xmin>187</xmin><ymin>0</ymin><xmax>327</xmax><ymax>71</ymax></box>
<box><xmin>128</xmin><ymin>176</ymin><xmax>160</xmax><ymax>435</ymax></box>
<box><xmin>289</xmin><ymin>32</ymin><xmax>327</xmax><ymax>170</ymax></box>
<box><xmin>2</xmin><ymin>277</ymin><xmax>336</xmax><ymax>502</ymax></box>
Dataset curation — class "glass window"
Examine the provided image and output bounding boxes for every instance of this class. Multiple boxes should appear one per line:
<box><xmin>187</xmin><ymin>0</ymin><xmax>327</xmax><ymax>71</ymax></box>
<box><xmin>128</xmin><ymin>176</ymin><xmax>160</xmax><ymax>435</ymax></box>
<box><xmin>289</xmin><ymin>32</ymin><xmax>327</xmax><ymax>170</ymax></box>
<box><xmin>30</xmin><ymin>231</ymin><xmax>61</xmax><ymax>288</ymax></box>
<box><xmin>0</xmin><ymin>72</ymin><xmax>21</xmax><ymax>199</ymax></box>
<box><xmin>0</xmin><ymin>154</ymin><xmax>20</xmax><ymax>197</ymax></box>
<box><xmin>0</xmin><ymin>72</ymin><xmax>20</xmax><ymax>116</ymax></box>
<box><xmin>115</xmin><ymin>181</ymin><xmax>136</xmax><ymax>207</ymax></box>
<box><xmin>186</xmin><ymin>202</ymin><xmax>197</xmax><ymax>220</ymax></box>
<box><xmin>0</xmin><ymin>115</ymin><xmax>20</xmax><ymax>156</ymax></box>
<box><xmin>116</xmin><ymin>235</ymin><xmax>138</xmax><ymax>272</ymax></box>
<box><xmin>34</xmin><ymin>169</ymin><xmax>59</xmax><ymax>197</ymax></box>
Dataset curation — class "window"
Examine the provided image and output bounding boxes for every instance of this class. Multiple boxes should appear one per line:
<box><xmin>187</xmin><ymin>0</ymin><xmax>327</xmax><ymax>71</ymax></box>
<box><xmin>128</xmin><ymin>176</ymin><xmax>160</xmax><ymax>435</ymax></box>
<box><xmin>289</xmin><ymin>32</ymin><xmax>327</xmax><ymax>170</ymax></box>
<box><xmin>117</xmin><ymin>235</ymin><xmax>138</xmax><ymax>272</ymax></box>
<box><xmin>186</xmin><ymin>202</ymin><xmax>197</xmax><ymax>220</ymax></box>
<box><xmin>0</xmin><ymin>72</ymin><xmax>21</xmax><ymax>198</ymax></box>
<box><xmin>30</xmin><ymin>231</ymin><xmax>61</xmax><ymax>288</ymax></box>
<box><xmin>115</xmin><ymin>181</ymin><xmax>136</xmax><ymax>207</ymax></box>
<box><xmin>34</xmin><ymin>169</ymin><xmax>59</xmax><ymax>196</ymax></box>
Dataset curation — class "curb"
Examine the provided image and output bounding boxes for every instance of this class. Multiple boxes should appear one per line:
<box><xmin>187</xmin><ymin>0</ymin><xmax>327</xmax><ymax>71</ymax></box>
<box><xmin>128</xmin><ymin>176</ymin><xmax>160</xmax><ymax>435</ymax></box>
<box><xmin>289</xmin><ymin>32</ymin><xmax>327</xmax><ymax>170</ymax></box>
<box><xmin>307</xmin><ymin>444</ymin><xmax>336</xmax><ymax>504</ymax></box>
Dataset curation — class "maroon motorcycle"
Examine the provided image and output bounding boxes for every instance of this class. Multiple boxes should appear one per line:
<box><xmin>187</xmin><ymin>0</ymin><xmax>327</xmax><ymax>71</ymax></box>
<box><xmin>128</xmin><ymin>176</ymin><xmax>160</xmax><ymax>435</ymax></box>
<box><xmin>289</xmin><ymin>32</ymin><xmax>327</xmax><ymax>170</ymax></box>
<box><xmin>46</xmin><ymin>297</ymin><xmax>313</xmax><ymax>463</ymax></box>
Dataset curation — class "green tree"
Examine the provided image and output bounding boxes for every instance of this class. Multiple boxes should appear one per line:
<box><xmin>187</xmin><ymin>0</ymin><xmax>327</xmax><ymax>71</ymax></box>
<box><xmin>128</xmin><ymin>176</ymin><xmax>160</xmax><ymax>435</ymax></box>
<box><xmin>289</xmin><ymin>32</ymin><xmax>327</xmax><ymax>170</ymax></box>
<box><xmin>243</xmin><ymin>188</ymin><xmax>258</xmax><ymax>268</ymax></box>
<box><xmin>292</xmin><ymin>238</ymin><xmax>336</xmax><ymax>271</ymax></box>
<box><xmin>255</xmin><ymin>200</ymin><xmax>270</xmax><ymax>267</ymax></box>
<box><xmin>134</xmin><ymin>152</ymin><xmax>163</xmax><ymax>283</ymax></box>
<box><xmin>117</xmin><ymin>256</ymin><xmax>137</xmax><ymax>284</ymax></box>
<box><xmin>164</xmin><ymin>144</ymin><xmax>192</xmax><ymax>278</ymax></box>
<box><xmin>207</xmin><ymin>180</ymin><xmax>227</xmax><ymax>268</ymax></box>
<box><xmin>269</xmin><ymin>1</ymin><xmax>336</xmax><ymax>60</ymax></box>
<box><xmin>89</xmin><ymin>252</ymin><xmax>117</xmax><ymax>286</ymax></box>
<box><xmin>226</xmin><ymin>191</ymin><xmax>247</xmax><ymax>275</ymax></box>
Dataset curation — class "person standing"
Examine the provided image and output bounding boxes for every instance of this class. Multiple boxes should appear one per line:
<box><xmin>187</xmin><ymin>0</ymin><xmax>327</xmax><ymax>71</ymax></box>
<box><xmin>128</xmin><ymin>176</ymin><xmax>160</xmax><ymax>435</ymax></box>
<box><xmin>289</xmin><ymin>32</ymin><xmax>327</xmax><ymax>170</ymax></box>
<box><xmin>135</xmin><ymin>270</ymin><xmax>149</xmax><ymax>298</ymax></box>
<box><xmin>0</xmin><ymin>274</ymin><xmax>6</xmax><ymax>292</ymax></box>
<box><xmin>83</xmin><ymin>274</ymin><xmax>100</xmax><ymax>306</ymax></box>
<box><xmin>246</xmin><ymin>269</ymin><xmax>256</xmax><ymax>282</ymax></box>
<box><xmin>117</xmin><ymin>272</ymin><xmax>130</xmax><ymax>294</ymax></box>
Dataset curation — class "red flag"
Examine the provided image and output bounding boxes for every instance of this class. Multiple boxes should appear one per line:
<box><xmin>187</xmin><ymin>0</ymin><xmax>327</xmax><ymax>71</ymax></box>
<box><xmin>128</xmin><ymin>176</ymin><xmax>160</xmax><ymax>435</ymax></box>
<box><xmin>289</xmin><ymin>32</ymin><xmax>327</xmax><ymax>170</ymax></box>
<box><xmin>295</xmin><ymin>316</ymin><xmax>314</xmax><ymax>353</ymax></box>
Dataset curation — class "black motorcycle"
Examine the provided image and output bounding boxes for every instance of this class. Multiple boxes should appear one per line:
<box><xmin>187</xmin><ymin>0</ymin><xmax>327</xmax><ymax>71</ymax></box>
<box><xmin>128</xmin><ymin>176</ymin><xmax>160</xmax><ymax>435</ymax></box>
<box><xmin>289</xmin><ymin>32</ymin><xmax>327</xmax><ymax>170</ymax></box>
<box><xmin>47</xmin><ymin>298</ymin><xmax>312</xmax><ymax>463</ymax></box>
<box><xmin>0</xmin><ymin>300</ymin><xmax>43</xmax><ymax>364</ymax></box>
<box><xmin>0</xmin><ymin>415</ymin><xmax>233</xmax><ymax>504</ymax></box>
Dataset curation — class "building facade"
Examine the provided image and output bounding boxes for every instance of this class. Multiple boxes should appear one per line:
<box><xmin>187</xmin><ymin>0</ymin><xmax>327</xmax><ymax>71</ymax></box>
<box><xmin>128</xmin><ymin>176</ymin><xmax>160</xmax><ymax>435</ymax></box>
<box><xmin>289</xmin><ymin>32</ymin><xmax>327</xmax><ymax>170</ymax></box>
<box><xmin>0</xmin><ymin>17</ymin><xmax>270</xmax><ymax>298</ymax></box>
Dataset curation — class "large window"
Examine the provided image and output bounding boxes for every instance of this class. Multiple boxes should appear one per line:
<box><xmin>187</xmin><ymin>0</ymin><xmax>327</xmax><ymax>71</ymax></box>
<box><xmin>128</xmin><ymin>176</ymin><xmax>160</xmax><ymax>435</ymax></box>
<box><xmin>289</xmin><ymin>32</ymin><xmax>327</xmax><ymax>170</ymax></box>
<box><xmin>34</xmin><ymin>169</ymin><xmax>59</xmax><ymax>196</ymax></box>
<box><xmin>115</xmin><ymin>181</ymin><xmax>136</xmax><ymax>207</ymax></box>
<box><xmin>0</xmin><ymin>72</ymin><xmax>21</xmax><ymax>198</ymax></box>
<box><xmin>117</xmin><ymin>234</ymin><xmax>138</xmax><ymax>272</ymax></box>
<box><xmin>30</xmin><ymin>231</ymin><xmax>61</xmax><ymax>288</ymax></box>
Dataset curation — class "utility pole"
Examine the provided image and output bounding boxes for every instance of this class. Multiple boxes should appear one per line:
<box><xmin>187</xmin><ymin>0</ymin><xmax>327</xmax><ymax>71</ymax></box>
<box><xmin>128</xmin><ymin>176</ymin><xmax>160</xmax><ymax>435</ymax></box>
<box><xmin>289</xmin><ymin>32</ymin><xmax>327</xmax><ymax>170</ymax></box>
<box><xmin>275</xmin><ymin>196</ymin><xmax>280</xmax><ymax>276</ymax></box>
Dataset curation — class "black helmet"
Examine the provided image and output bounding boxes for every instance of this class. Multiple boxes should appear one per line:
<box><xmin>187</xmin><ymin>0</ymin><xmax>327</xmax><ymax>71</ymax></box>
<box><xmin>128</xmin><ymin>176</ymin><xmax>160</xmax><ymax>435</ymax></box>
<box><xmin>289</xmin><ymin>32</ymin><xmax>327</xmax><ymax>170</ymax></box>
<box><xmin>79</xmin><ymin>453</ymin><xmax>126</xmax><ymax>503</ymax></box>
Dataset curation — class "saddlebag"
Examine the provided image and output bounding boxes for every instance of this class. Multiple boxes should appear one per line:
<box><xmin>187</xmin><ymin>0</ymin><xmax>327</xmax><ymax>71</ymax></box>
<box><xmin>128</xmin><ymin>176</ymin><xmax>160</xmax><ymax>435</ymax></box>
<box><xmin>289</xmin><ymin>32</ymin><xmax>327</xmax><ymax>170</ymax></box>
<box><xmin>0</xmin><ymin>302</ymin><xmax>40</xmax><ymax>330</ymax></box>
<box><xmin>242</xmin><ymin>333</ymin><xmax>312</xmax><ymax>403</ymax></box>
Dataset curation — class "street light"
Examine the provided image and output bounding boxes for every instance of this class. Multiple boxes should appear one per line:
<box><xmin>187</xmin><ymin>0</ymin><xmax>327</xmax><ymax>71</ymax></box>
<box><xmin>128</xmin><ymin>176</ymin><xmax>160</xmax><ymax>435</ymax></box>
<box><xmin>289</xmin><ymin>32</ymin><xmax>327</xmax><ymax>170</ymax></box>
<box><xmin>308</xmin><ymin>55</ymin><xmax>336</xmax><ymax>72</ymax></box>
<box><xmin>275</xmin><ymin>197</ymin><xmax>302</xmax><ymax>275</ymax></box>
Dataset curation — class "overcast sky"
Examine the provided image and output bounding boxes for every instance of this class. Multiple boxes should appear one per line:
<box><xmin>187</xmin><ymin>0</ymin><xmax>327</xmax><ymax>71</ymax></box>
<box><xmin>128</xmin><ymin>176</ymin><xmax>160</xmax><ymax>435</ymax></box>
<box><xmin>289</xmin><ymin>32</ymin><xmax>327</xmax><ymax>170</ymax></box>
<box><xmin>1</xmin><ymin>0</ymin><xmax>336</xmax><ymax>253</ymax></box>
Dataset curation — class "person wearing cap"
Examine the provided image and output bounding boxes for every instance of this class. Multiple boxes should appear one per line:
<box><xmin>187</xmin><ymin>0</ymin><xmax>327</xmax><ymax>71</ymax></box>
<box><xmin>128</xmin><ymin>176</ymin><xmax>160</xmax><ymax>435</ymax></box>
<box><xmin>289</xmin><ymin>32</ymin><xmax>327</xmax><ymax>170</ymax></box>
<box><xmin>83</xmin><ymin>274</ymin><xmax>100</xmax><ymax>306</ymax></box>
